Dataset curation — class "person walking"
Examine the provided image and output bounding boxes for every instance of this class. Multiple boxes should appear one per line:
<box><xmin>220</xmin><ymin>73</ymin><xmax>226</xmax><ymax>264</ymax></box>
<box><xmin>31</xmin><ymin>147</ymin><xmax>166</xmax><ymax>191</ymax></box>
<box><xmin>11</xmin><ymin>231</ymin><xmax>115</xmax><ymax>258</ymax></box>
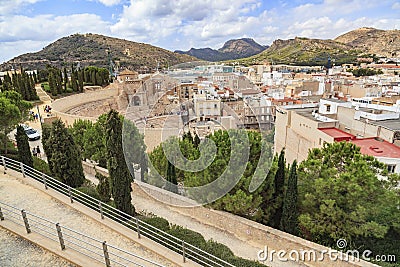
<box><xmin>36</xmin><ymin>146</ymin><xmax>41</xmax><ymax>158</ymax></box>
<box><xmin>32</xmin><ymin>147</ymin><xmax>37</xmax><ymax>157</ymax></box>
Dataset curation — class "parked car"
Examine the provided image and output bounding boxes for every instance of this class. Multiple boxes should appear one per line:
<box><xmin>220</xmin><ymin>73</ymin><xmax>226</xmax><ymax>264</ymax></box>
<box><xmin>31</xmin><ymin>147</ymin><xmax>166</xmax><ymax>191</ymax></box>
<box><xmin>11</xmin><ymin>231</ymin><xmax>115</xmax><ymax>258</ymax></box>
<box><xmin>21</xmin><ymin>124</ymin><xmax>40</xmax><ymax>141</ymax></box>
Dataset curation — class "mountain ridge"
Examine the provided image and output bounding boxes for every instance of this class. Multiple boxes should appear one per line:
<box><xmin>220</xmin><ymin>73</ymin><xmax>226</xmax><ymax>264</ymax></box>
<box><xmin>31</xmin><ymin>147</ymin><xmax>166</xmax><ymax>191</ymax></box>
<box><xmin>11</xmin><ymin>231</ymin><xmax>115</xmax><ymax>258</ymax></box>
<box><xmin>237</xmin><ymin>27</ymin><xmax>400</xmax><ymax>66</ymax></box>
<box><xmin>1</xmin><ymin>27</ymin><xmax>399</xmax><ymax>71</ymax></box>
<box><xmin>175</xmin><ymin>38</ymin><xmax>268</xmax><ymax>61</ymax></box>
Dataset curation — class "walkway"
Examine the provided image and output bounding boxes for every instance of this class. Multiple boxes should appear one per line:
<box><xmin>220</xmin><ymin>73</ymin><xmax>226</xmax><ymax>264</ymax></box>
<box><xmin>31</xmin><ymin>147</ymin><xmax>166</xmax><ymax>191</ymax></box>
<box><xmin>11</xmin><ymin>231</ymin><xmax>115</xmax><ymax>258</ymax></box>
<box><xmin>0</xmin><ymin>227</ymin><xmax>75</xmax><ymax>267</ymax></box>
<box><xmin>0</xmin><ymin>171</ymin><xmax>198</xmax><ymax>267</ymax></box>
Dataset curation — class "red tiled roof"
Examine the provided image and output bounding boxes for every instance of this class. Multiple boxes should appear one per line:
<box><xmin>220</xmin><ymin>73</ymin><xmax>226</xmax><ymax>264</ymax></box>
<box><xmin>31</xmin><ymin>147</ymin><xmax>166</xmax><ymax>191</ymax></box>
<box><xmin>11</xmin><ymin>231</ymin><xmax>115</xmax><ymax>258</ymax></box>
<box><xmin>350</xmin><ymin>138</ymin><xmax>400</xmax><ymax>158</ymax></box>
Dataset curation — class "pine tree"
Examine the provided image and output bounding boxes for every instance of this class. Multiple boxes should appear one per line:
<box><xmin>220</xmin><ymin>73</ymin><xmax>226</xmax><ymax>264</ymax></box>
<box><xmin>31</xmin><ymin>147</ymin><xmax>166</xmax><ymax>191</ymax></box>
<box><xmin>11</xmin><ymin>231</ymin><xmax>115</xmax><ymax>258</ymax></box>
<box><xmin>269</xmin><ymin>149</ymin><xmax>286</xmax><ymax>228</ymax></box>
<box><xmin>105</xmin><ymin>110</ymin><xmax>135</xmax><ymax>215</ymax></box>
<box><xmin>16</xmin><ymin>125</ymin><xmax>33</xmax><ymax>167</ymax></box>
<box><xmin>280</xmin><ymin>160</ymin><xmax>298</xmax><ymax>234</ymax></box>
<box><xmin>46</xmin><ymin>119</ymin><xmax>85</xmax><ymax>187</ymax></box>
<box><xmin>165</xmin><ymin>160</ymin><xmax>178</xmax><ymax>193</ymax></box>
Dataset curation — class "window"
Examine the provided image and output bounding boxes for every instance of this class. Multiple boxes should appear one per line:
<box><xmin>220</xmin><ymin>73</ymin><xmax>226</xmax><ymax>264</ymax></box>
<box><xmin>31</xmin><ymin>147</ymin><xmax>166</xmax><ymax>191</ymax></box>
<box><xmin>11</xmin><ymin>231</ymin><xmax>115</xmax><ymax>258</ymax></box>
<box><xmin>387</xmin><ymin>164</ymin><xmax>396</xmax><ymax>173</ymax></box>
<box><xmin>326</xmin><ymin>104</ymin><xmax>331</xmax><ymax>112</ymax></box>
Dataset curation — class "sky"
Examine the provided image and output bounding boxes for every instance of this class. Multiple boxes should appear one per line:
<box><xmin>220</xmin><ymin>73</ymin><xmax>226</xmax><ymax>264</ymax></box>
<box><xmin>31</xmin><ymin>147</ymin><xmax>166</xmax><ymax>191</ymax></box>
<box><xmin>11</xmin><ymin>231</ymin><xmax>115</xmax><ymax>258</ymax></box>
<box><xmin>0</xmin><ymin>0</ymin><xmax>399</xmax><ymax>63</ymax></box>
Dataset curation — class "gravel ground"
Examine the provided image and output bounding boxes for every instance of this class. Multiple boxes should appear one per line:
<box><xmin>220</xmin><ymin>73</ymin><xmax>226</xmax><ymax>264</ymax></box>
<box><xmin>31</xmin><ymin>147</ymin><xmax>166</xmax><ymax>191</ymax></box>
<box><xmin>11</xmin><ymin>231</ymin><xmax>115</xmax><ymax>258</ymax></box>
<box><xmin>0</xmin><ymin>227</ymin><xmax>75</xmax><ymax>267</ymax></box>
<box><xmin>0</xmin><ymin>173</ymin><xmax>177</xmax><ymax>267</ymax></box>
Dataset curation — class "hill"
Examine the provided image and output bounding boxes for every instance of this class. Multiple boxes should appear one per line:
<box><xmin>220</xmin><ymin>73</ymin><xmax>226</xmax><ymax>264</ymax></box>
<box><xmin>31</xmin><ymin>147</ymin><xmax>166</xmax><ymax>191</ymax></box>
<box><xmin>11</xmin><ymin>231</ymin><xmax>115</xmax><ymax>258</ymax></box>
<box><xmin>239</xmin><ymin>37</ymin><xmax>363</xmax><ymax>66</ymax></box>
<box><xmin>0</xmin><ymin>33</ymin><xmax>196</xmax><ymax>71</ymax></box>
<box><xmin>175</xmin><ymin>38</ymin><xmax>268</xmax><ymax>61</ymax></box>
<box><xmin>335</xmin><ymin>27</ymin><xmax>400</xmax><ymax>58</ymax></box>
<box><xmin>238</xmin><ymin>28</ymin><xmax>400</xmax><ymax>66</ymax></box>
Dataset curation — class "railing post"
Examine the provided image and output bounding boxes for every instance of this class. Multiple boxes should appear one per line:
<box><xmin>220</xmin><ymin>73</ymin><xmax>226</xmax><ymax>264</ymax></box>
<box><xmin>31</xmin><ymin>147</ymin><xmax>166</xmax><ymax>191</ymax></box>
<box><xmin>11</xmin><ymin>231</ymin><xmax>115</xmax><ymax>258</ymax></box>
<box><xmin>102</xmin><ymin>241</ymin><xmax>111</xmax><ymax>267</ymax></box>
<box><xmin>42</xmin><ymin>173</ymin><xmax>48</xmax><ymax>190</ymax></box>
<box><xmin>136</xmin><ymin>217</ymin><xmax>141</xmax><ymax>239</ymax></box>
<box><xmin>68</xmin><ymin>187</ymin><xmax>73</xmax><ymax>203</ymax></box>
<box><xmin>182</xmin><ymin>240</ymin><xmax>186</xmax><ymax>263</ymax></box>
<box><xmin>21</xmin><ymin>210</ymin><xmax>31</xmax><ymax>234</ymax></box>
<box><xmin>0</xmin><ymin>206</ymin><xmax>4</xmax><ymax>221</ymax></box>
<box><xmin>2</xmin><ymin>156</ymin><xmax>6</xmax><ymax>174</ymax></box>
<box><xmin>20</xmin><ymin>162</ymin><xmax>25</xmax><ymax>177</ymax></box>
<box><xmin>56</xmin><ymin>223</ymin><xmax>66</xmax><ymax>250</ymax></box>
<box><xmin>99</xmin><ymin>201</ymin><xmax>104</xmax><ymax>219</ymax></box>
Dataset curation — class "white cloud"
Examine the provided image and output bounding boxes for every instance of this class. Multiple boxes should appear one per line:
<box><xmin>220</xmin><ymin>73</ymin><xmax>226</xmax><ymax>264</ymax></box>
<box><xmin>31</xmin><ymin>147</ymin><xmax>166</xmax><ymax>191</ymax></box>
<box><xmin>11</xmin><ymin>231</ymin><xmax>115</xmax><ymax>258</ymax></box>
<box><xmin>0</xmin><ymin>14</ymin><xmax>110</xmax><ymax>43</ymax></box>
<box><xmin>392</xmin><ymin>2</ymin><xmax>400</xmax><ymax>9</ymax></box>
<box><xmin>0</xmin><ymin>0</ymin><xmax>43</xmax><ymax>14</ymax></box>
<box><xmin>95</xmin><ymin>0</ymin><xmax>122</xmax><ymax>6</ymax></box>
<box><xmin>111</xmin><ymin>0</ymin><xmax>269</xmax><ymax>49</ymax></box>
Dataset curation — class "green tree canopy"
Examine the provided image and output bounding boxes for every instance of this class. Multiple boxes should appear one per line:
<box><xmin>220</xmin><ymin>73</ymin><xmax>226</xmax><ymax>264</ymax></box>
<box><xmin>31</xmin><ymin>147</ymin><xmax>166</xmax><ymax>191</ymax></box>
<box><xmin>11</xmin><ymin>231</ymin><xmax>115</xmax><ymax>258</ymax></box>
<box><xmin>0</xmin><ymin>91</ymin><xmax>32</xmax><ymax>153</ymax></box>
<box><xmin>298</xmin><ymin>141</ymin><xmax>400</xmax><ymax>247</ymax></box>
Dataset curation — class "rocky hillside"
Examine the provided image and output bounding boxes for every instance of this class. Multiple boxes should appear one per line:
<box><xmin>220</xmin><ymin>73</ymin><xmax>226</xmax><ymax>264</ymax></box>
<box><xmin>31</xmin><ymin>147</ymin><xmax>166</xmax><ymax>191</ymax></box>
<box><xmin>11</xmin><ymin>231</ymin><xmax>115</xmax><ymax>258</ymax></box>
<box><xmin>0</xmin><ymin>33</ymin><xmax>196</xmax><ymax>71</ymax></box>
<box><xmin>335</xmin><ymin>27</ymin><xmax>400</xmax><ymax>58</ymax></box>
<box><xmin>175</xmin><ymin>38</ymin><xmax>268</xmax><ymax>61</ymax></box>
<box><xmin>239</xmin><ymin>28</ymin><xmax>400</xmax><ymax>66</ymax></box>
<box><xmin>240</xmin><ymin>37</ymin><xmax>362</xmax><ymax>66</ymax></box>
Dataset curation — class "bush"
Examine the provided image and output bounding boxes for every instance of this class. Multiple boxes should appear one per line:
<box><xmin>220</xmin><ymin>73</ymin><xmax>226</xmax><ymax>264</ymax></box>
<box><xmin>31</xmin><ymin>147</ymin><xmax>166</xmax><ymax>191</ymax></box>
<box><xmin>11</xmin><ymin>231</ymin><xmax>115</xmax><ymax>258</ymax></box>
<box><xmin>76</xmin><ymin>185</ymin><xmax>100</xmax><ymax>200</ymax></box>
<box><xmin>141</xmin><ymin>215</ymin><xmax>170</xmax><ymax>232</ymax></box>
<box><xmin>227</xmin><ymin>257</ymin><xmax>266</xmax><ymax>267</ymax></box>
<box><xmin>96</xmin><ymin>172</ymin><xmax>111</xmax><ymax>202</ymax></box>
<box><xmin>167</xmin><ymin>225</ymin><xmax>207</xmax><ymax>248</ymax></box>
<box><xmin>33</xmin><ymin>157</ymin><xmax>51</xmax><ymax>176</ymax></box>
<box><xmin>66</xmin><ymin>88</ymin><xmax>74</xmax><ymax>93</ymax></box>
<box><xmin>203</xmin><ymin>240</ymin><xmax>234</xmax><ymax>260</ymax></box>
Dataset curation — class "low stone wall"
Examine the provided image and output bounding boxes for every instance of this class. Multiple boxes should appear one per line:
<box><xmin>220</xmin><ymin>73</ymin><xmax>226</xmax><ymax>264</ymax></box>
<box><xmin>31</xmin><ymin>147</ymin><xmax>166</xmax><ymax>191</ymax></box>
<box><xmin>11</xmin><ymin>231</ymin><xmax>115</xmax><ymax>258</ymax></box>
<box><xmin>131</xmin><ymin>181</ymin><xmax>377</xmax><ymax>267</ymax></box>
<box><xmin>81</xmin><ymin>161</ymin><xmax>108</xmax><ymax>178</ymax></box>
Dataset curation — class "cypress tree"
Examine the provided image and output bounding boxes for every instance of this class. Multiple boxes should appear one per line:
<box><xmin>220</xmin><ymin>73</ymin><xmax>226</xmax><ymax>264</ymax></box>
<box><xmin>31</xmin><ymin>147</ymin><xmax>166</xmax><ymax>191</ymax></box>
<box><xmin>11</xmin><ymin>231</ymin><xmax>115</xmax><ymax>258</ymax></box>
<box><xmin>48</xmin><ymin>72</ymin><xmax>57</xmax><ymax>96</ymax></box>
<box><xmin>165</xmin><ymin>160</ymin><xmax>178</xmax><ymax>193</ymax></box>
<box><xmin>269</xmin><ymin>149</ymin><xmax>286</xmax><ymax>228</ymax></box>
<box><xmin>71</xmin><ymin>71</ymin><xmax>78</xmax><ymax>92</ymax></box>
<box><xmin>41</xmin><ymin>123</ymin><xmax>53</xmax><ymax>171</ymax></box>
<box><xmin>16</xmin><ymin>125</ymin><xmax>33</xmax><ymax>167</ymax></box>
<box><xmin>96</xmin><ymin>172</ymin><xmax>111</xmax><ymax>202</ymax></box>
<box><xmin>46</xmin><ymin>119</ymin><xmax>85</xmax><ymax>187</ymax></box>
<box><xmin>105</xmin><ymin>110</ymin><xmax>135</xmax><ymax>215</ymax></box>
<box><xmin>194</xmin><ymin>133</ymin><xmax>200</xmax><ymax>148</ymax></box>
<box><xmin>78</xmin><ymin>70</ymin><xmax>84</xmax><ymax>92</ymax></box>
<box><xmin>63</xmin><ymin>68</ymin><xmax>68</xmax><ymax>92</ymax></box>
<box><xmin>280</xmin><ymin>160</ymin><xmax>298</xmax><ymax>234</ymax></box>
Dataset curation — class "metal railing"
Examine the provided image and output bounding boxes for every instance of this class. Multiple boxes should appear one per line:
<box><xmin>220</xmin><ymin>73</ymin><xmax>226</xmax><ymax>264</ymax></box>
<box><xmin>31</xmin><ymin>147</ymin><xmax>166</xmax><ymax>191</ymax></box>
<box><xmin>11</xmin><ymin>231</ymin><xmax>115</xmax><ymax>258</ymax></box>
<box><xmin>0</xmin><ymin>156</ymin><xmax>235</xmax><ymax>267</ymax></box>
<box><xmin>0</xmin><ymin>201</ymin><xmax>164</xmax><ymax>267</ymax></box>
